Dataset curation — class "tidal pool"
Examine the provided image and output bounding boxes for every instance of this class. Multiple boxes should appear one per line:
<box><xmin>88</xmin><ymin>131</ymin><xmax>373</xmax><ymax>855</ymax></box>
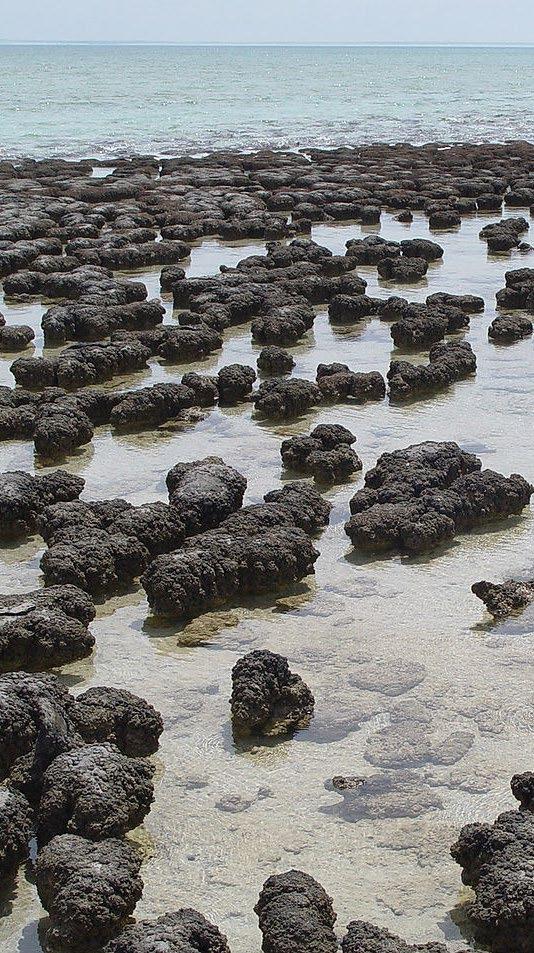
<box><xmin>1</xmin><ymin>210</ymin><xmax>533</xmax><ymax>953</ymax></box>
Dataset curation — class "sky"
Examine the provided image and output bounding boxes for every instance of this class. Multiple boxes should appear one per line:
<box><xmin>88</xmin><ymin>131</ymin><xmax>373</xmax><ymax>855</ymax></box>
<box><xmin>1</xmin><ymin>0</ymin><xmax>534</xmax><ymax>45</ymax></box>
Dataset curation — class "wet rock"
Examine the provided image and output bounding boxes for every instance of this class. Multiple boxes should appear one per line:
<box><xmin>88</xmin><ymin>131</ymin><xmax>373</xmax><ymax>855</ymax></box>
<box><xmin>110</xmin><ymin>382</ymin><xmax>196</xmax><ymax>428</ymax></box>
<box><xmin>254</xmin><ymin>378</ymin><xmax>322</xmax><ymax>418</ymax></box>
<box><xmin>425</xmin><ymin>291</ymin><xmax>485</xmax><ymax>313</ymax></box>
<box><xmin>70</xmin><ymin>686</ymin><xmax>163</xmax><ymax>757</ymax></box>
<box><xmin>33</xmin><ymin>398</ymin><xmax>95</xmax><ymax>458</ymax></box>
<box><xmin>251</xmin><ymin>303</ymin><xmax>315</xmax><ymax>346</ymax></box>
<box><xmin>511</xmin><ymin>771</ymin><xmax>534</xmax><ymax>810</ymax></box>
<box><xmin>387</xmin><ymin>341</ymin><xmax>476</xmax><ymax>401</ymax></box>
<box><xmin>41</xmin><ymin>299</ymin><xmax>165</xmax><ymax>346</ymax></box>
<box><xmin>345</xmin><ymin>236</ymin><xmax>400</xmax><ymax>265</ymax></box>
<box><xmin>377</xmin><ymin>257</ymin><xmax>428</xmax><ymax>282</ymax></box>
<box><xmin>390</xmin><ymin>303</ymin><xmax>468</xmax><ymax>348</ymax></box>
<box><xmin>166</xmin><ymin>456</ymin><xmax>247</xmax><ymax>535</ymax></box>
<box><xmin>396</xmin><ymin>210</ymin><xmax>413</xmax><ymax>223</ymax></box>
<box><xmin>230</xmin><ymin>650</ymin><xmax>315</xmax><ymax>737</ymax></box>
<box><xmin>35</xmin><ymin>833</ymin><xmax>143</xmax><ymax>949</ymax></box>
<box><xmin>281</xmin><ymin>424</ymin><xmax>361</xmax><ymax>483</ymax></box>
<box><xmin>450</xmin><ymin>782</ymin><xmax>534</xmax><ymax>953</ymax></box>
<box><xmin>217</xmin><ymin>364</ymin><xmax>256</xmax><ymax>404</ymax></box>
<box><xmin>0</xmin><ymin>325</ymin><xmax>35</xmax><ymax>351</ymax></box>
<box><xmin>257</xmin><ymin>346</ymin><xmax>295</xmax><ymax>375</ymax></box>
<box><xmin>11</xmin><ymin>339</ymin><xmax>151</xmax><ymax>391</ymax></box>
<box><xmin>316</xmin><ymin>365</ymin><xmax>386</xmax><ymax>404</ymax></box>
<box><xmin>40</xmin><ymin>528</ymin><xmax>150</xmax><ymax>595</ymax></box>
<box><xmin>0</xmin><ymin>671</ymin><xmax>74</xmax><ymax>780</ymax></box>
<box><xmin>471</xmin><ymin>578</ymin><xmax>534</xmax><ymax>619</ymax></box>
<box><xmin>255</xmin><ymin>869</ymin><xmax>337</xmax><ymax>953</ymax></box>
<box><xmin>0</xmin><ymin>787</ymin><xmax>33</xmax><ymax>877</ymax></box>
<box><xmin>102</xmin><ymin>908</ymin><xmax>231</xmax><ymax>953</ymax></box>
<box><xmin>262</xmin><ymin>482</ymin><xmax>332</xmax><ymax>533</ymax></box>
<box><xmin>37</xmin><ymin>743</ymin><xmax>154</xmax><ymax>843</ymax></box>
<box><xmin>488</xmin><ymin>313</ymin><xmax>533</xmax><ymax>341</ymax></box>
<box><xmin>342</xmin><ymin>919</ymin><xmax>450</xmax><ymax>953</ymax></box>
<box><xmin>480</xmin><ymin>216</ymin><xmax>529</xmax><ymax>252</ymax></box>
<box><xmin>345</xmin><ymin>441</ymin><xmax>532</xmax><ymax>554</ymax></box>
<box><xmin>0</xmin><ymin>584</ymin><xmax>95</xmax><ymax>673</ymax></box>
<box><xmin>428</xmin><ymin>208</ymin><xmax>461</xmax><ymax>229</ymax></box>
<box><xmin>400</xmin><ymin>238</ymin><xmax>443</xmax><ymax>261</ymax></box>
<box><xmin>143</xmin><ymin>524</ymin><xmax>319</xmax><ymax>620</ymax></box>
<box><xmin>328</xmin><ymin>294</ymin><xmax>379</xmax><ymax>322</ymax></box>
<box><xmin>0</xmin><ymin>469</ymin><xmax>84</xmax><ymax>539</ymax></box>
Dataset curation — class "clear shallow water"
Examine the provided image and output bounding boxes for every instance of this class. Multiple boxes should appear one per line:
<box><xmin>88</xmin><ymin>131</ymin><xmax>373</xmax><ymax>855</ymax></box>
<box><xmin>0</xmin><ymin>211</ymin><xmax>533</xmax><ymax>952</ymax></box>
<box><xmin>1</xmin><ymin>44</ymin><xmax>534</xmax><ymax>158</ymax></box>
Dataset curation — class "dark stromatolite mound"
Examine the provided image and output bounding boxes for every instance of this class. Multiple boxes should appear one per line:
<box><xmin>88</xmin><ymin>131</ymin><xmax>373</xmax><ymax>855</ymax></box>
<box><xmin>0</xmin><ymin>585</ymin><xmax>95</xmax><ymax>673</ymax></box>
<box><xmin>0</xmin><ymin>787</ymin><xmax>33</xmax><ymax>877</ymax></box>
<box><xmin>345</xmin><ymin>235</ymin><xmax>400</xmax><ymax>265</ymax></box>
<box><xmin>32</xmin><ymin>398</ymin><xmax>95</xmax><ymax>458</ymax></box>
<box><xmin>488</xmin><ymin>313</ymin><xmax>533</xmax><ymax>341</ymax></box>
<box><xmin>110</xmin><ymin>382</ymin><xmax>196</xmax><ymax>428</ymax></box>
<box><xmin>281</xmin><ymin>424</ymin><xmax>361</xmax><ymax>483</ymax></box>
<box><xmin>0</xmin><ymin>469</ymin><xmax>84</xmax><ymax>539</ymax></box>
<box><xmin>450</xmin><ymin>785</ymin><xmax>534</xmax><ymax>953</ymax></box>
<box><xmin>102</xmin><ymin>909</ymin><xmax>231</xmax><ymax>953</ymax></box>
<box><xmin>166</xmin><ymin>456</ymin><xmax>247</xmax><ymax>535</ymax></box>
<box><xmin>231</xmin><ymin>650</ymin><xmax>315</xmax><ymax>737</ymax></box>
<box><xmin>143</xmin><ymin>524</ymin><xmax>319</xmax><ymax>620</ymax></box>
<box><xmin>37</xmin><ymin>743</ymin><xmax>154</xmax><ymax>843</ymax></box>
<box><xmin>40</xmin><ymin>528</ymin><xmax>150</xmax><ymax>595</ymax></box>
<box><xmin>0</xmin><ymin>672</ymin><xmax>74</xmax><ymax>779</ymax></box>
<box><xmin>345</xmin><ymin>441</ymin><xmax>532</xmax><ymax>555</ymax></box>
<box><xmin>254</xmin><ymin>378</ymin><xmax>323</xmax><ymax>418</ymax></box>
<box><xmin>390</xmin><ymin>302</ymin><xmax>469</xmax><ymax>348</ymax></box>
<box><xmin>41</xmin><ymin>299</ymin><xmax>165</xmax><ymax>346</ymax></box>
<box><xmin>35</xmin><ymin>834</ymin><xmax>143</xmax><ymax>949</ymax></box>
<box><xmin>251</xmin><ymin>303</ymin><xmax>316</xmax><ymax>346</ymax></box>
<box><xmin>471</xmin><ymin>578</ymin><xmax>534</xmax><ymax>619</ymax></box>
<box><xmin>181</xmin><ymin>371</ymin><xmax>219</xmax><ymax>406</ymax></box>
<box><xmin>400</xmin><ymin>238</ymin><xmax>444</xmax><ymax>261</ymax></box>
<box><xmin>511</xmin><ymin>771</ymin><xmax>534</xmax><ymax>811</ymax></box>
<box><xmin>480</xmin><ymin>216</ymin><xmax>529</xmax><ymax>252</ymax></box>
<box><xmin>377</xmin><ymin>256</ymin><xmax>428</xmax><ymax>282</ymax></box>
<box><xmin>342</xmin><ymin>919</ymin><xmax>450</xmax><ymax>953</ymax></box>
<box><xmin>495</xmin><ymin>266</ymin><xmax>534</xmax><ymax>311</ymax></box>
<box><xmin>428</xmin><ymin>208</ymin><xmax>461</xmax><ymax>230</ymax></box>
<box><xmin>70</xmin><ymin>687</ymin><xmax>163</xmax><ymax>757</ymax></box>
<box><xmin>0</xmin><ymin>325</ymin><xmax>35</xmax><ymax>351</ymax></box>
<box><xmin>262</xmin><ymin>482</ymin><xmax>332</xmax><ymax>533</ymax></box>
<box><xmin>388</xmin><ymin>341</ymin><xmax>476</xmax><ymax>401</ymax></box>
<box><xmin>426</xmin><ymin>291</ymin><xmax>485</xmax><ymax>313</ymax></box>
<box><xmin>328</xmin><ymin>294</ymin><xmax>380</xmax><ymax>322</ymax></box>
<box><xmin>316</xmin><ymin>365</ymin><xmax>386</xmax><ymax>404</ymax></box>
<box><xmin>217</xmin><ymin>363</ymin><xmax>256</xmax><ymax>404</ymax></box>
<box><xmin>257</xmin><ymin>346</ymin><xmax>295</xmax><ymax>374</ymax></box>
<box><xmin>255</xmin><ymin>869</ymin><xmax>337</xmax><ymax>953</ymax></box>
<box><xmin>11</xmin><ymin>338</ymin><xmax>151</xmax><ymax>391</ymax></box>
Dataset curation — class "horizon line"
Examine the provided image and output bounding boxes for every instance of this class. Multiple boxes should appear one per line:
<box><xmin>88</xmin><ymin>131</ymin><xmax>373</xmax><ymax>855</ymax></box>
<box><xmin>1</xmin><ymin>40</ymin><xmax>534</xmax><ymax>48</ymax></box>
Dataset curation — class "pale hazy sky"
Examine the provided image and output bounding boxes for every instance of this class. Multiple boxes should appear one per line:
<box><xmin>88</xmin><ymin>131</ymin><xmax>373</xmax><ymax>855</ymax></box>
<box><xmin>1</xmin><ymin>0</ymin><xmax>534</xmax><ymax>45</ymax></box>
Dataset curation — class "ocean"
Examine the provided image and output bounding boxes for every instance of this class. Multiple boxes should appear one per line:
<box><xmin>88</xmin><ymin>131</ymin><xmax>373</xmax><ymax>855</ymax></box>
<box><xmin>1</xmin><ymin>43</ymin><xmax>534</xmax><ymax>159</ymax></box>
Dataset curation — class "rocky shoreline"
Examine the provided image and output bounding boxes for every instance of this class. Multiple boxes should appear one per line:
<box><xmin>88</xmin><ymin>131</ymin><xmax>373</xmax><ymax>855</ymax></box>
<box><xmin>0</xmin><ymin>142</ymin><xmax>533</xmax><ymax>951</ymax></box>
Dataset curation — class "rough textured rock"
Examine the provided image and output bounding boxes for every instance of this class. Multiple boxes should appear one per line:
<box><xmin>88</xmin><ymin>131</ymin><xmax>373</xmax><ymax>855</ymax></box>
<box><xmin>388</xmin><ymin>341</ymin><xmax>476</xmax><ymax>401</ymax></box>
<box><xmin>35</xmin><ymin>834</ymin><xmax>143</xmax><ymax>949</ymax></box>
<box><xmin>217</xmin><ymin>363</ymin><xmax>256</xmax><ymax>404</ymax></box>
<box><xmin>345</xmin><ymin>441</ymin><xmax>532</xmax><ymax>554</ymax></box>
<box><xmin>488</xmin><ymin>313</ymin><xmax>533</xmax><ymax>341</ymax></box>
<box><xmin>110</xmin><ymin>382</ymin><xmax>196</xmax><ymax>428</ymax></box>
<box><xmin>40</xmin><ymin>527</ymin><xmax>150</xmax><ymax>595</ymax></box>
<box><xmin>102</xmin><ymin>909</ymin><xmax>231</xmax><ymax>953</ymax></box>
<box><xmin>0</xmin><ymin>469</ymin><xmax>84</xmax><ymax>539</ymax></box>
<box><xmin>254</xmin><ymin>378</ymin><xmax>322</xmax><ymax>418</ymax></box>
<box><xmin>262</xmin><ymin>482</ymin><xmax>332</xmax><ymax>533</ymax></box>
<box><xmin>231</xmin><ymin>650</ymin><xmax>314</xmax><ymax>737</ymax></box>
<box><xmin>450</xmin><ymin>780</ymin><xmax>534</xmax><ymax>953</ymax></box>
<box><xmin>472</xmin><ymin>578</ymin><xmax>534</xmax><ymax>619</ymax></box>
<box><xmin>0</xmin><ymin>584</ymin><xmax>95</xmax><ymax>672</ymax></box>
<box><xmin>255</xmin><ymin>870</ymin><xmax>337</xmax><ymax>953</ymax></box>
<box><xmin>37</xmin><ymin>743</ymin><xmax>154</xmax><ymax>842</ymax></box>
<box><xmin>70</xmin><ymin>687</ymin><xmax>163</xmax><ymax>756</ymax></box>
<box><xmin>281</xmin><ymin>424</ymin><xmax>361</xmax><ymax>483</ymax></box>
<box><xmin>166</xmin><ymin>457</ymin><xmax>247</xmax><ymax>535</ymax></box>
<box><xmin>377</xmin><ymin>256</ymin><xmax>428</xmax><ymax>282</ymax></box>
<box><xmin>0</xmin><ymin>787</ymin><xmax>33</xmax><ymax>877</ymax></box>
<box><xmin>257</xmin><ymin>346</ymin><xmax>295</xmax><ymax>374</ymax></box>
<box><xmin>342</xmin><ymin>919</ymin><xmax>450</xmax><ymax>953</ymax></box>
<box><xmin>316</xmin><ymin>365</ymin><xmax>386</xmax><ymax>404</ymax></box>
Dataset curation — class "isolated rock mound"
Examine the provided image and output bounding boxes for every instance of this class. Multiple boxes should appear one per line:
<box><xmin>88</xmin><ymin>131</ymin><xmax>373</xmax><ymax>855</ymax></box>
<box><xmin>231</xmin><ymin>650</ymin><xmax>315</xmax><ymax>737</ymax></box>
<box><xmin>345</xmin><ymin>441</ymin><xmax>532</xmax><ymax>554</ymax></box>
<box><xmin>35</xmin><ymin>833</ymin><xmax>143</xmax><ymax>949</ymax></box>
<box><xmin>472</xmin><ymin>578</ymin><xmax>534</xmax><ymax>619</ymax></box>
<box><xmin>255</xmin><ymin>869</ymin><xmax>337</xmax><ymax>953</ymax></box>
<box><xmin>254</xmin><ymin>378</ymin><xmax>322</xmax><ymax>418</ymax></box>
<box><xmin>450</xmin><ymin>776</ymin><xmax>534</xmax><ymax>953</ymax></box>
<box><xmin>0</xmin><ymin>584</ymin><xmax>95</xmax><ymax>672</ymax></box>
<box><xmin>281</xmin><ymin>424</ymin><xmax>361</xmax><ymax>483</ymax></box>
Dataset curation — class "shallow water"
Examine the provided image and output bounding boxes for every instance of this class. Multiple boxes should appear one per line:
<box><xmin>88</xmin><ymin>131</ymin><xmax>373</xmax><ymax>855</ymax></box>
<box><xmin>0</xmin><ymin>210</ymin><xmax>533</xmax><ymax>952</ymax></box>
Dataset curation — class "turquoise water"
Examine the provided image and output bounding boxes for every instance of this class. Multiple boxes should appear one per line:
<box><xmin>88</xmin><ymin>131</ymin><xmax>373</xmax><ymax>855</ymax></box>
<box><xmin>1</xmin><ymin>44</ymin><xmax>534</xmax><ymax>158</ymax></box>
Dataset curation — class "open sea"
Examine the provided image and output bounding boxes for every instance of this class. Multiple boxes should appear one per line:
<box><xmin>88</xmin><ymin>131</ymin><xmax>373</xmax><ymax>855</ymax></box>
<box><xmin>1</xmin><ymin>43</ymin><xmax>534</xmax><ymax>158</ymax></box>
